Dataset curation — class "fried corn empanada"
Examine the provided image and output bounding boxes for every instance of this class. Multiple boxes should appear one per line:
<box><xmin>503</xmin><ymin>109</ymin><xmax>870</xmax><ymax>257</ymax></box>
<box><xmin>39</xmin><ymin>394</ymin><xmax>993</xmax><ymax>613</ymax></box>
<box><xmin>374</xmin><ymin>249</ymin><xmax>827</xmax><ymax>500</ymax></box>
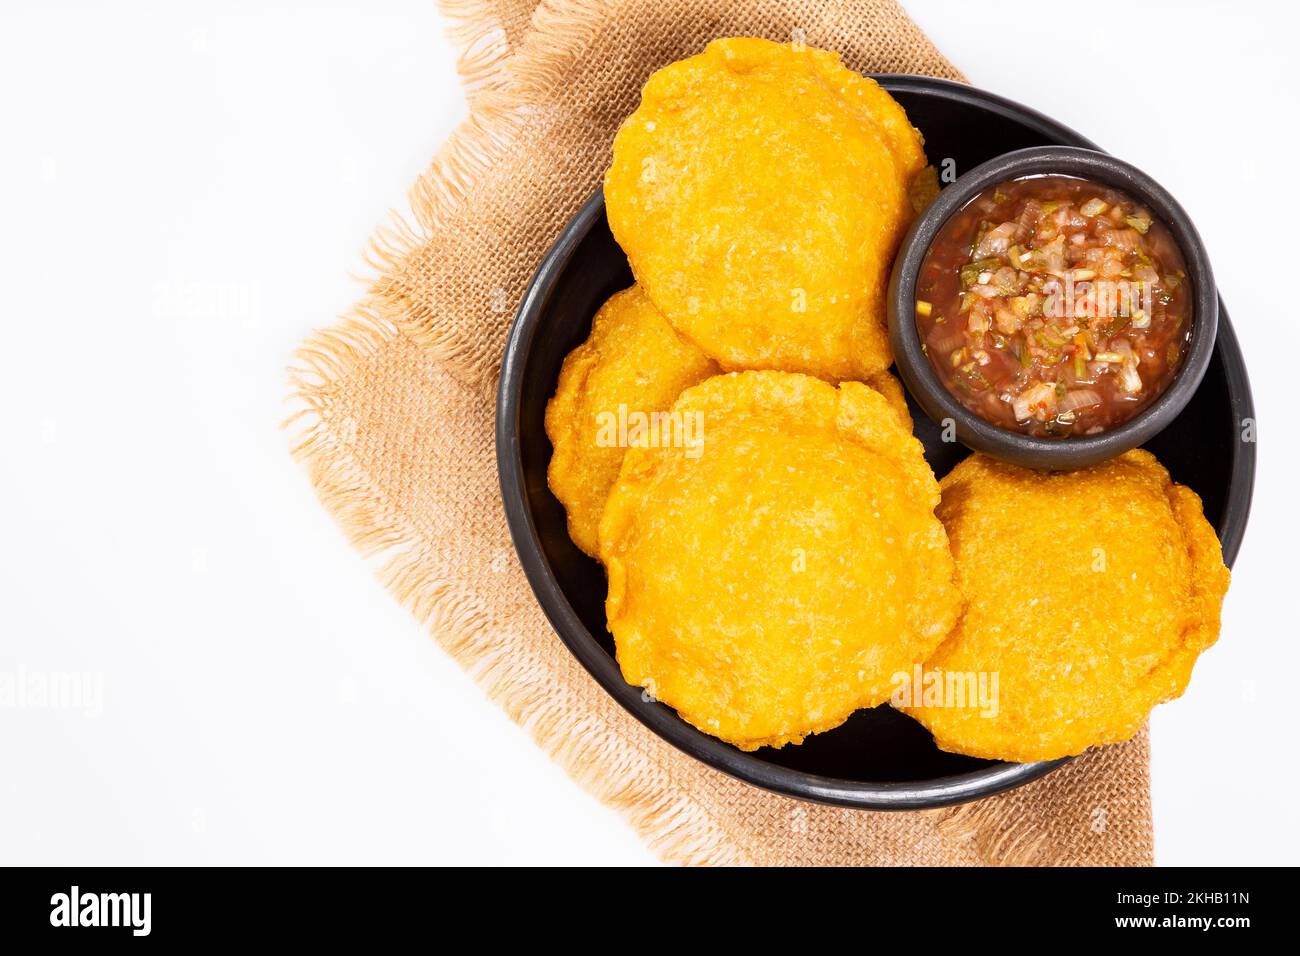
<box><xmin>599</xmin><ymin>370</ymin><xmax>959</xmax><ymax>750</ymax></box>
<box><xmin>604</xmin><ymin>37</ymin><xmax>928</xmax><ymax>382</ymax></box>
<box><xmin>545</xmin><ymin>284</ymin><xmax>719</xmax><ymax>557</ymax></box>
<box><xmin>903</xmin><ymin>450</ymin><xmax>1229</xmax><ymax>762</ymax></box>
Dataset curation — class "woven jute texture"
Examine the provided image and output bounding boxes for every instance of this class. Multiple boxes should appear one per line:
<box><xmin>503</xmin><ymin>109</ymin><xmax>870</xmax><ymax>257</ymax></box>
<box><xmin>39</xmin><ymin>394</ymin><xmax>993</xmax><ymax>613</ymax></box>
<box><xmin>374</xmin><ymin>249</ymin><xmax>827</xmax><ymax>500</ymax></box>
<box><xmin>287</xmin><ymin>0</ymin><xmax>1154</xmax><ymax>866</ymax></box>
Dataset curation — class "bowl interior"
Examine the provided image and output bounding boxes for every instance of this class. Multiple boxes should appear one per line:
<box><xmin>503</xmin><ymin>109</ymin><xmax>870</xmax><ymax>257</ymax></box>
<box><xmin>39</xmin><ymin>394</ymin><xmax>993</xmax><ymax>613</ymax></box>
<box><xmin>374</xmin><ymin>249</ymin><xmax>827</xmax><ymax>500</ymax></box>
<box><xmin>503</xmin><ymin>77</ymin><xmax>1253</xmax><ymax>802</ymax></box>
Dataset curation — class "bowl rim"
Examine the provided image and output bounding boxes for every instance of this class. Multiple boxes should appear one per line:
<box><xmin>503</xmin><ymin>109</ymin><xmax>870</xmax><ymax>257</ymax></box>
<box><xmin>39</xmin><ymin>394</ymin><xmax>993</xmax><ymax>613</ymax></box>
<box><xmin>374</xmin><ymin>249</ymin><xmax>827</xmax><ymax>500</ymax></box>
<box><xmin>495</xmin><ymin>74</ymin><xmax>1254</xmax><ymax>810</ymax></box>
<box><xmin>887</xmin><ymin>144</ymin><xmax>1219</xmax><ymax>469</ymax></box>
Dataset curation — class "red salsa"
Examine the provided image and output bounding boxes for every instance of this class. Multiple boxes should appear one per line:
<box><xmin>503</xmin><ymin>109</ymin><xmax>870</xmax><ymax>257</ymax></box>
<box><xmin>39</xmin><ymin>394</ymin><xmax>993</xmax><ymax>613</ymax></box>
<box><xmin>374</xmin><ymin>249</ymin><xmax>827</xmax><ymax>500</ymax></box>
<box><xmin>915</xmin><ymin>175</ymin><xmax>1191</xmax><ymax>437</ymax></box>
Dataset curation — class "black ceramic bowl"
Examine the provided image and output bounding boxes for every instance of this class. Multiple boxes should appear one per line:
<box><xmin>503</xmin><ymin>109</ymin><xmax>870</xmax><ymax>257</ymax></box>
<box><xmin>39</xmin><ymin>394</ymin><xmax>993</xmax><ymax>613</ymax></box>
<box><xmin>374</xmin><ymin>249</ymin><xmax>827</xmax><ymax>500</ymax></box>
<box><xmin>888</xmin><ymin>145</ymin><xmax>1218</xmax><ymax>469</ymax></box>
<box><xmin>497</xmin><ymin>76</ymin><xmax>1255</xmax><ymax>810</ymax></box>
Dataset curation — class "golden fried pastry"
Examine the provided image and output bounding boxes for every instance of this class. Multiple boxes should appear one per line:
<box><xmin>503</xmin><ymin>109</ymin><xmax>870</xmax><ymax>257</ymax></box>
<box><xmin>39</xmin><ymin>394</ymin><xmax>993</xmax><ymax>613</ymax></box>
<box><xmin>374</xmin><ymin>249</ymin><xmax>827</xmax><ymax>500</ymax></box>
<box><xmin>545</xmin><ymin>285</ymin><xmax>719</xmax><ymax>556</ymax></box>
<box><xmin>903</xmin><ymin>451</ymin><xmax>1229</xmax><ymax>762</ymax></box>
<box><xmin>604</xmin><ymin>37</ymin><xmax>928</xmax><ymax>382</ymax></box>
<box><xmin>867</xmin><ymin>369</ymin><xmax>913</xmax><ymax>430</ymax></box>
<box><xmin>599</xmin><ymin>371</ymin><xmax>959</xmax><ymax>750</ymax></box>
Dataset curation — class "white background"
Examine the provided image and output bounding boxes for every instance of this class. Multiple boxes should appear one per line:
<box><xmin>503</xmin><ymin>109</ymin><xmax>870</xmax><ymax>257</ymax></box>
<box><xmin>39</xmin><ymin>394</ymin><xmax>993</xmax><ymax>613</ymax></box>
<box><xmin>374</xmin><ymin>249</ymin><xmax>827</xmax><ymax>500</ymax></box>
<box><xmin>0</xmin><ymin>0</ymin><xmax>1295</xmax><ymax>866</ymax></box>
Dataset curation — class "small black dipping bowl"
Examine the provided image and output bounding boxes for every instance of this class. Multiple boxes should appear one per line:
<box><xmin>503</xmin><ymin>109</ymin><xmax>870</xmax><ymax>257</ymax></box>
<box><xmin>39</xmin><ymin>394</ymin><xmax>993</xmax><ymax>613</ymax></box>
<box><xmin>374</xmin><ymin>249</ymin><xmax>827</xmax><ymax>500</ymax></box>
<box><xmin>498</xmin><ymin>77</ymin><xmax>1255</xmax><ymax>809</ymax></box>
<box><xmin>888</xmin><ymin>145</ymin><xmax>1218</xmax><ymax>469</ymax></box>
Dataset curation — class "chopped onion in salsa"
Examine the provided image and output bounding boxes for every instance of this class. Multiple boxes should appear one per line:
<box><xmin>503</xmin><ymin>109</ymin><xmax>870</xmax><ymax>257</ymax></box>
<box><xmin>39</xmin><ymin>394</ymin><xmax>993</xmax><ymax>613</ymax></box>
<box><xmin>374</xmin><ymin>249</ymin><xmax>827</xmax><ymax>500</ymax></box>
<box><xmin>915</xmin><ymin>175</ymin><xmax>1191</xmax><ymax>438</ymax></box>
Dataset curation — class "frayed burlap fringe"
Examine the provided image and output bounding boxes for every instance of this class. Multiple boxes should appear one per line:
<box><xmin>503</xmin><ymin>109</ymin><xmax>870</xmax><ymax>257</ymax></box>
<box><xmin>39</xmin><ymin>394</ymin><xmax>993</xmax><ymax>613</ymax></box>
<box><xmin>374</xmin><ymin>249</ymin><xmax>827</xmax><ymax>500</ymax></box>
<box><xmin>286</xmin><ymin>0</ymin><xmax>1154</xmax><ymax>866</ymax></box>
<box><xmin>438</xmin><ymin>0</ymin><xmax>539</xmax><ymax>99</ymax></box>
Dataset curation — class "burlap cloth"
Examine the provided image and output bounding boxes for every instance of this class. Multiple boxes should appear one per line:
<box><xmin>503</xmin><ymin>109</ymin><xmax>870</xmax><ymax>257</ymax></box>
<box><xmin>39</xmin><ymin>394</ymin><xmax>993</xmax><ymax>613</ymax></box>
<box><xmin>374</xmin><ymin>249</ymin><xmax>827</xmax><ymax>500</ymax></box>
<box><xmin>287</xmin><ymin>0</ymin><xmax>1153</xmax><ymax>865</ymax></box>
